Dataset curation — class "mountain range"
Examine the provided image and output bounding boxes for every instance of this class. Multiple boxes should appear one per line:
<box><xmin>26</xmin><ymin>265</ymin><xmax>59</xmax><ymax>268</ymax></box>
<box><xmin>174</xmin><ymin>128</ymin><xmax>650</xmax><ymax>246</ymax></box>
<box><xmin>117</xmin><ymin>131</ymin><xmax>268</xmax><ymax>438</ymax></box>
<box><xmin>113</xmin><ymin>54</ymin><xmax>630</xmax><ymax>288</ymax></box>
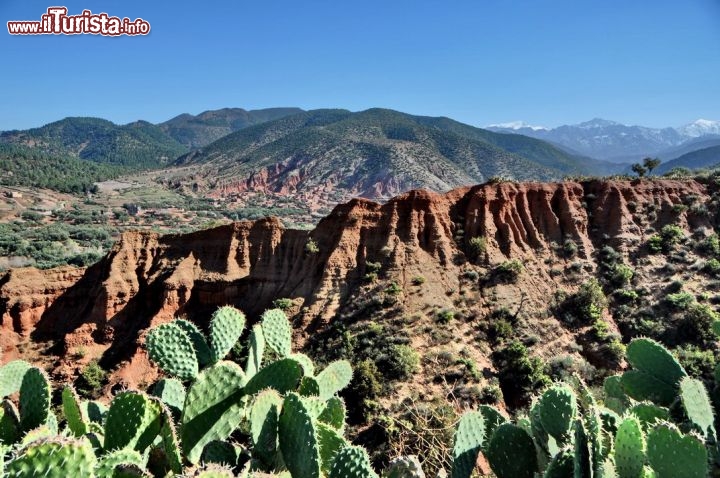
<box><xmin>1</xmin><ymin>108</ymin><xmax>719</xmax><ymax>200</ymax></box>
<box><xmin>488</xmin><ymin>118</ymin><xmax>720</xmax><ymax>163</ymax></box>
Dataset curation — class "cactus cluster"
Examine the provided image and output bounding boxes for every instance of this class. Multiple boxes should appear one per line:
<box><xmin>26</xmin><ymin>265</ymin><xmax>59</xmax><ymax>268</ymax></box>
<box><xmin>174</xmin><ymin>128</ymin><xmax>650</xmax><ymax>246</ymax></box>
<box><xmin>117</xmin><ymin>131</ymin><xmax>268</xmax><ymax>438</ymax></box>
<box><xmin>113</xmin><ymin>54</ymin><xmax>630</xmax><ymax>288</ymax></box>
<box><xmin>3</xmin><ymin>307</ymin><xmax>720</xmax><ymax>477</ymax></box>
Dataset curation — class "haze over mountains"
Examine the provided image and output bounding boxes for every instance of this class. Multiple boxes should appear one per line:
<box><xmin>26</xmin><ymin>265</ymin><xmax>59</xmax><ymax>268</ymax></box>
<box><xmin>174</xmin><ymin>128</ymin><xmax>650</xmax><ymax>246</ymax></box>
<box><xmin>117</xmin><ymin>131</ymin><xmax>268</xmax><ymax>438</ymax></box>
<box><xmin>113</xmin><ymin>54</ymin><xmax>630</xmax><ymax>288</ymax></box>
<box><xmin>488</xmin><ymin>118</ymin><xmax>720</xmax><ymax>163</ymax></box>
<box><xmin>0</xmin><ymin>107</ymin><xmax>719</xmax><ymax>200</ymax></box>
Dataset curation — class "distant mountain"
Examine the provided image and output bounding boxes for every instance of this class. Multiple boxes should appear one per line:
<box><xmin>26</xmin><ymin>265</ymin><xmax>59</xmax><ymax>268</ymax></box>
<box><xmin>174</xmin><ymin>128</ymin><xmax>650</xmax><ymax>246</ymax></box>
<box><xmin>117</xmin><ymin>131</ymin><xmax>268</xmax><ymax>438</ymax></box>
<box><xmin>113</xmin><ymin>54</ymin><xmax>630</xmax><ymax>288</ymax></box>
<box><xmin>488</xmin><ymin>118</ymin><xmax>720</xmax><ymax>163</ymax></box>
<box><xmin>159</xmin><ymin>107</ymin><xmax>304</xmax><ymax>149</ymax></box>
<box><xmin>656</xmin><ymin>136</ymin><xmax>720</xmax><ymax>161</ymax></box>
<box><xmin>677</xmin><ymin>119</ymin><xmax>720</xmax><ymax>138</ymax></box>
<box><xmin>0</xmin><ymin>117</ymin><xmax>187</xmax><ymax>168</ymax></box>
<box><xmin>656</xmin><ymin>145</ymin><xmax>720</xmax><ymax>174</ymax></box>
<box><xmin>176</xmin><ymin>108</ymin><xmax>619</xmax><ymax>199</ymax></box>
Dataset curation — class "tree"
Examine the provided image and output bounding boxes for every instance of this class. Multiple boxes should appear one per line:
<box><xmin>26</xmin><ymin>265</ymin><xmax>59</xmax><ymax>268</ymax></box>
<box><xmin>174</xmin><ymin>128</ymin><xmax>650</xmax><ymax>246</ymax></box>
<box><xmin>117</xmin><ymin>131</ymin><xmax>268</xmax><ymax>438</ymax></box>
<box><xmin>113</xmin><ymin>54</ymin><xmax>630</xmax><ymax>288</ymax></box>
<box><xmin>631</xmin><ymin>163</ymin><xmax>647</xmax><ymax>177</ymax></box>
<box><xmin>643</xmin><ymin>157</ymin><xmax>662</xmax><ymax>174</ymax></box>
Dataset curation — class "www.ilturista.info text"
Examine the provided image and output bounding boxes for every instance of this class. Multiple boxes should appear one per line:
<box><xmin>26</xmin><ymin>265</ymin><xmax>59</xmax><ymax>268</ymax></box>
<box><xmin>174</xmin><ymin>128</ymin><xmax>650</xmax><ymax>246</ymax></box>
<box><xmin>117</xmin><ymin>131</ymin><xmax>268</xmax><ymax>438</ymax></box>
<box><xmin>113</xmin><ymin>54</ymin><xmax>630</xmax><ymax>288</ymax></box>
<box><xmin>7</xmin><ymin>7</ymin><xmax>150</xmax><ymax>36</ymax></box>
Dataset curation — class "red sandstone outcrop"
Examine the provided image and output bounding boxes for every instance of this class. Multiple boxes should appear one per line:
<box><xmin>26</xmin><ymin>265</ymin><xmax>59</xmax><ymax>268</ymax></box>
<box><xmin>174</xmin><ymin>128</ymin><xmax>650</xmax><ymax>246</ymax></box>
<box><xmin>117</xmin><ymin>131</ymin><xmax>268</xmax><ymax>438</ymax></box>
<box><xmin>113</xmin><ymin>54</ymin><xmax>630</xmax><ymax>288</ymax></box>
<box><xmin>0</xmin><ymin>179</ymin><xmax>713</xmax><ymax>385</ymax></box>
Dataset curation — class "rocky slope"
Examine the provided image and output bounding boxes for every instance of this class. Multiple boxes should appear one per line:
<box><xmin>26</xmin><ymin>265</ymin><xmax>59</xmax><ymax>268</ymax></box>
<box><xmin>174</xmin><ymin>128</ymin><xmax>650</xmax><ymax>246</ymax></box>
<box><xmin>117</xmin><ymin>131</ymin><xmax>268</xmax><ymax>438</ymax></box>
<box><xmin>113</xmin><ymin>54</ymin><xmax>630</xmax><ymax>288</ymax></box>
<box><xmin>2</xmin><ymin>178</ymin><xmax>717</xmax><ymax>401</ymax></box>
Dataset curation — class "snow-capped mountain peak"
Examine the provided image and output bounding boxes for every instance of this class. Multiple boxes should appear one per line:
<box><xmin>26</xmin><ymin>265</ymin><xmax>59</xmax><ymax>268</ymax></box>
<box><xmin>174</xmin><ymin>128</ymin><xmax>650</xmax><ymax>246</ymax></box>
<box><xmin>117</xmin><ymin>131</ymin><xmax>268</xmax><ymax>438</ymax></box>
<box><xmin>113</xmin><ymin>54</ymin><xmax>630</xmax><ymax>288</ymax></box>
<box><xmin>677</xmin><ymin>119</ymin><xmax>720</xmax><ymax>138</ymax></box>
<box><xmin>576</xmin><ymin>118</ymin><xmax>620</xmax><ymax>129</ymax></box>
<box><xmin>486</xmin><ymin>120</ymin><xmax>547</xmax><ymax>131</ymax></box>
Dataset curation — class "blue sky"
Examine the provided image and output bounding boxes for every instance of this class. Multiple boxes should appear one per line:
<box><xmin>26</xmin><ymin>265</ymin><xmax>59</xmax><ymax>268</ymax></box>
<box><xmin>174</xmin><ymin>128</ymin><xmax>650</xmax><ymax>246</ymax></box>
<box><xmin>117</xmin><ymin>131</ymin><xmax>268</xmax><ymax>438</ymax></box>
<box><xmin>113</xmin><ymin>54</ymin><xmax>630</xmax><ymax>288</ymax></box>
<box><xmin>1</xmin><ymin>0</ymin><xmax>718</xmax><ymax>131</ymax></box>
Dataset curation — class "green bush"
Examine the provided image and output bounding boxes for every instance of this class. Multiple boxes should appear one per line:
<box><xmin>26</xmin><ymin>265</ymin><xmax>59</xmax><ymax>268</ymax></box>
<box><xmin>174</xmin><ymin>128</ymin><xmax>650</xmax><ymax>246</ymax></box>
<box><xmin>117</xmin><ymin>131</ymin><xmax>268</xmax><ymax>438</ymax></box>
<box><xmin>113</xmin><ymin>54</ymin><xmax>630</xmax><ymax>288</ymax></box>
<box><xmin>384</xmin><ymin>344</ymin><xmax>420</xmax><ymax>380</ymax></box>
<box><xmin>468</xmin><ymin>236</ymin><xmax>487</xmax><ymax>259</ymax></box>
<box><xmin>305</xmin><ymin>238</ymin><xmax>319</xmax><ymax>254</ymax></box>
<box><xmin>611</xmin><ymin>264</ymin><xmax>634</xmax><ymax>287</ymax></box>
<box><xmin>666</xmin><ymin>291</ymin><xmax>695</xmax><ymax>310</ymax></box>
<box><xmin>272</xmin><ymin>298</ymin><xmax>294</xmax><ymax>310</ymax></box>
<box><xmin>77</xmin><ymin>360</ymin><xmax>107</xmax><ymax>398</ymax></box>
<box><xmin>493</xmin><ymin>340</ymin><xmax>551</xmax><ymax>406</ymax></box>
<box><xmin>558</xmin><ymin>278</ymin><xmax>606</xmax><ymax>325</ymax></box>
<box><xmin>703</xmin><ymin>259</ymin><xmax>720</xmax><ymax>276</ymax></box>
<box><xmin>411</xmin><ymin>275</ymin><xmax>426</xmax><ymax>285</ymax></box>
<box><xmin>385</xmin><ymin>281</ymin><xmax>402</xmax><ymax>295</ymax></box>
<box><xmin>493</xmin><ymin>259</ymin><xmax>523</xmax><ymax>283</ymax></box>
<box><xmin>436</xmin><ymin>309</ymin><xmax>455</xmax><ymax>324</ymax></box>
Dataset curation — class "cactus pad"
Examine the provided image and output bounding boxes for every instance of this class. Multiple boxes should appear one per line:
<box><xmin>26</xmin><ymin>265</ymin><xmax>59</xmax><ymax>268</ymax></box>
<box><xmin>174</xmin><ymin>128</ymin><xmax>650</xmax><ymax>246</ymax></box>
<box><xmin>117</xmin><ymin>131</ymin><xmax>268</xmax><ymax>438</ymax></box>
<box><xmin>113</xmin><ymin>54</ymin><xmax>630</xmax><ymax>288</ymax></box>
<box><xmin>146</xmin><ymin>322</ymin><xmax>199</xmax><ymax>380</ymax></box>
<box><xmin>629</xmin><ymin>403</ymin><xmax>669</xmax><ymax>431</ymax></box>
<box><xmin>290</xmin><ymin>353</ymin><xmax>316</xmax><ymax>376</ymax></box>
<box><xmin>175</xmin><ymin>318</ymin><xmax>213</xmax><ymax>367</ymax></box>
<box><xmin>646</xmin><ymin>422</ymin><xmax>707</xmax><ymax>478</ymax></box>
<box><xmin>318</xmin><ymin>421</ymin><xmax>348</xmax><ymax>475</ymax></box>
<box><xmin>6</xmin><ymin>438</ymin><xmax>96</xmax><ymax>478</ymax></box>
<box><xmin>243</xmin><ymin>358</ymin><xmax>303</xmax><ymax>396</ymax></box>
<box><xmin>328</xmin><ymin>444</ymin><xmax>379</xmax><ymax>478</ymax></box>
<box><xmin>19</xmin><ymin>367</ymin><xmax>51</xmax><ymax>432</ymax></box>
<box><xmin>615</xmin><ymin>416</ymin><xmax>646</xmax><ymax>478</ymax></box>
<box><xmin>279</xmin><ymin>392</ymin><xmax>321</xmax><ymax>478</ymax></box>
<box><xmin>61</xmin><ymin>385</ymin><xmax>88</xmax><ymax>437</ymax></box>
<box><xmin>319</xmin><ymin>396</ymin><xmax>346</xmax><ymax>431</ymax></box>
<box><xmin>181</xmin><ymin>361</ymin><xmax>246</xmax><ymax>464</ymax></box>
<box><xmin>316</xmin><ymin>360</ymin><xmax>353</xmax><ymax>400</ymax></box>
<box><xmin>299</xmin><ymin>376</ymin><xmax>321</xmax><ymax>396</ymax></box>
<box><xmin>262</xmin><ymin>309</ymin><xmax>293</xmax><ymax>357</ymax></box>
<box><xmin>209</xmin><ymin>306</ymin><xmax>246</xmax><ymax>363</ymax></box>
<box><xmin>245</xmin><ymin>324</ymin><xmax>265</xmax><ymax>379</ymax></box>
<box><xmin>150</xmin><ymin>378</ymin><xmax>186</xmax><ymax>417</ymax></box>
<box><xmin>679</xmin><ymin>376</ymin><xmax>715</xmax><ymax>437</ymax></box>
<box><xmin>0</xmin><ymin>399</ymin><xmax>20</xmax><ymax>445</ymax></box>
<box><xmin>104</xmin><ymin>391</ymin><xmax>161</xmax><ymax>452</ymax></box>
<box><xmin>486</xmin><ymin>422</ymin><xmax>536</xmax><ymax>478</ymax></box>
<box><xmin>537</xmin><ymin>384</ymin><xmax>577</xmax><ymax>442</ymax></box>
<box><xmin>622</xmin><ymin>339</ymin><xmax>686</xmax><ymax>406</ymax></box>
<box><xmin>0</xmin><ymin>360</ymin><xmax>30</xmax><ymax>398</ymax></box>
<box><xmin>95</xmin><ymin>449</ymin><xmax>146</xmax><ymax>478</ymax></box>
<box><xmin>250</xmin><ymin>389</ymin><xmax>282</xmax><ymax>466</ymax></box>
<box><xmin>451</xmin><ymin>410</ymin><xmax>485</xmax><ymax>478</ymax></box>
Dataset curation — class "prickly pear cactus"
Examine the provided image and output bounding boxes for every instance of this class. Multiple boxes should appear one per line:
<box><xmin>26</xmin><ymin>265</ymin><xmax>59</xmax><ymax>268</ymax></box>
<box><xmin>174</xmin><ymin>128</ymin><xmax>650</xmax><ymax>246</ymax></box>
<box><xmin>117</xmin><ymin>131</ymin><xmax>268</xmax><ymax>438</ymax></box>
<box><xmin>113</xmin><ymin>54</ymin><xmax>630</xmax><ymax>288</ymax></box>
<box><xmin>319</xmin><ymin>396</ymin><xmax>346</xmax><ymax>431</ymax></box>
<box><xmin>646</xmin><ymin>422</ymin><xmax>707</xmax><ymax>478</ymax></box>
<box><xmin>261</xmin><ymin>309</ymin><xmax>293</xmax><ymax>357</ymax></box>
<box><xmin>146</xmin><ymin>322</ymin><xmax>199</xmax><ymax>380</ymax></box>
<box><xmin>175</xmin><ymin>318</ymin><xmax>213</xmax><ymax>367</ymax></box>
<box><xmin>279</xmin><ymin>392</ymin><xmax>321</xmax><ymax>478</ymax></box>
<box><xmin>486</xmin><ymin>422</ymin><xmax>537</xmax><ymax>478</ymax></box>
<box><xmin>243</xmin><ymin>358</ymin><xmax>303</xmax><ymax>395</ymax></box>
<box><xmin>245</xmin><ymin>324</ymin><xmax>265</xmax><ymax>379</ymax></box>
<box><xmin>19</xmin><ymin>367</ymin><xmax>51</xmax><ymax>432</ymax></box>
<box><xmin>328</xmin><ymin>444</ymin><xmax>379</xmax><ymax>478</ymax></box>
<box><xmin>318</xmin><ymin>421</ymin><xmax>348</xmax><ymax>475</ymax></box>
<box><xmin>250</xmin><ymin>389</ymin><xmax>282</xmax><ymax>466</ymax></box>
<box><xmin>290</xmin><ymin>353</ymin><xmax>316</xmax><ymax>376</ymax></box>
<box><xmin>543</xmin><ymin>448</ymin><xmax>573</xmax><ymax>478</ymax></box>
<box><xmin>316</xmin><ymin>360</ymin><xmax>353</xmax><ymax>401</ymax></box>
<box><xmin>95</xmin><ymin>448</ymin><xmax>147</xmax><ymax>478</ymax></box>
<box><xmin>181</xmin><ymin>361</ymin><xmax>246</xmax><ymax>464</ymax></box>
<box><xmin>150</xmin><ymin>377</ymin><xmax>186</xmax><ymax>417</ymax></box>
<box><xmin>6</xmin><ymin>437</ymin><xmax>96</xmax><ymax>478</ymax></box>
<box><xmin>0</xmin><ymin>399</ymin><xmax>20</xmax><ymax>445</ymax></box>
<box><xmin>679</xmin><ymin>376</ymin><xmax>716</xmax><ymax>438</ymax></box>
<box><xmin>615</xmin><ymin>416</ymin><xmax>646</xmax><ymax>478</ymax></box>
<box><xmin>628</xmin><ymin>403</ymin><xmax>669</xmax><ymax>431</ymax></box>
<box><xmin>0</xmin><ymin>360</ymin><xmax>30</xmax><ymax>398</ymax></box>
<box><xmin>209</xmin><ymin>306</ymin><xmax>246</xmax><ymax>363</ymax></box>
<box><xmin>104</xmin><ymin>391</ymin><xmax>161</xmax><ymax>452</ymax></box>
<box><xmin>537</xmin><ymin>383</ymin><xmax>577</xmax><ymax>443</ymax></box>
<box><xmin>621</xmin><ymin>338</ymin><xmax>687</xmax><ymax>406</ymax></box>
<box><xmin>450</xmin><ymin>410</ymin><xmax>485</xmax><ymax>478</ymax></box>
<box><xmin>61</xmin><ymin>385</ymin><xmax>88</xmax><ymax>437</ymax></box>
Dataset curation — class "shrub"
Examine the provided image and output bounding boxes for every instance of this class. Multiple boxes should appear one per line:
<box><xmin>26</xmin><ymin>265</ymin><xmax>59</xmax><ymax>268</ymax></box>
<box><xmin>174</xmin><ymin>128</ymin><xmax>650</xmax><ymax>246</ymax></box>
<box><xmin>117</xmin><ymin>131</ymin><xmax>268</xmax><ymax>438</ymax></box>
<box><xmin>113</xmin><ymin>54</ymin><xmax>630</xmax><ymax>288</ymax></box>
<box><xmin>699</xmin><ymin>234</ymin><xmax>720</xmax><ymax>256</ymax></box>
<box><xmin>366</xmin><ymin>261</ymin><xmax>382</xmax><ymax>273</ymax></box>
<box><xmin>493</xmin><ymin>259</ymin><xmax>523</xmax><ymax>283</ymax></box>
<box><xmin>648</xmin><ymin>234</ymin><xmax>663</xmax><ymax>253</ymax></box>
<box><xmin>563</xmin><ymin>239</ymin><xmax>578</xmax><ymax>258</ymax></box>
<box><xmin>558</xmin><ymin>278</ymin><xmax>607</xmax><ymax>326</ymax></box>
<box><xmin>468</xmin><ymin>236</ymin><xmax>487</xmax><ymax>259</ymax></box>
<box><xmin>436</xmin><ymin>309</ymin><xmax>455</xmax><ymax>324</ymax></box>
<box><xmin>77</xmin><ymin>360</ymin><xmax>107</xmax><ymax>398</ymax></box>
<box><xmin>411</xmin><ymin>275</ymin><xmax>426</xmax><ymax>285</ymax></box>
<box><xmin>305</xmin><ymin>238</ymin><xmax>319</xmax><ymax>254</ymax></box>
<box><xmin>660</xmin><ymin>224</ymin><xmax>684</xmax><ymax>248</ymax></box>
<box><xmin>493</xmin><ymin>340</ymin><xmax>551</xmax><ymax>406</ymax></box>
<box><xmin>383</xmin><ymin>344</ymin><xmax>420</xmax><ymax>380</ymax></box>
<box><xmin>611</xmin><ymin>264</ymin><xmax>634</xmax><ymax>287</ymax></box>
<box><xmin>665</xmin><ymin>291</ymin><xmax>695</xmax><ymax>310</ymax></box>
<box><xmin>272</xmin><ymin>298</ymin><xmax>294</xmax><ymax>310</ymax></box>
<box><xmin>385</xmin><ymin>281</ymin><xmax>402</xmax><ymax>295</ymax></box>
<box><xmin>703</xmin><ymin>259</ymin><xmax>720</xmax><ymax>276</ymax></box>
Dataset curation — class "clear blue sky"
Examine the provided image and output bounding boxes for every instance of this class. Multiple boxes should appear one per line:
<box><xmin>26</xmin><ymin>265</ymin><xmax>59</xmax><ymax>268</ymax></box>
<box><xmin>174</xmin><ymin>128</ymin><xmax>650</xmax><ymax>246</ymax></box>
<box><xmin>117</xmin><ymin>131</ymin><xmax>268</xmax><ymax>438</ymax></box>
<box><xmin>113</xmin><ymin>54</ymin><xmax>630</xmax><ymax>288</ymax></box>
<box><xmin>1</xmin><ymin>0</ymin><xmax>718</xmax><ymax>131</ymax></box>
